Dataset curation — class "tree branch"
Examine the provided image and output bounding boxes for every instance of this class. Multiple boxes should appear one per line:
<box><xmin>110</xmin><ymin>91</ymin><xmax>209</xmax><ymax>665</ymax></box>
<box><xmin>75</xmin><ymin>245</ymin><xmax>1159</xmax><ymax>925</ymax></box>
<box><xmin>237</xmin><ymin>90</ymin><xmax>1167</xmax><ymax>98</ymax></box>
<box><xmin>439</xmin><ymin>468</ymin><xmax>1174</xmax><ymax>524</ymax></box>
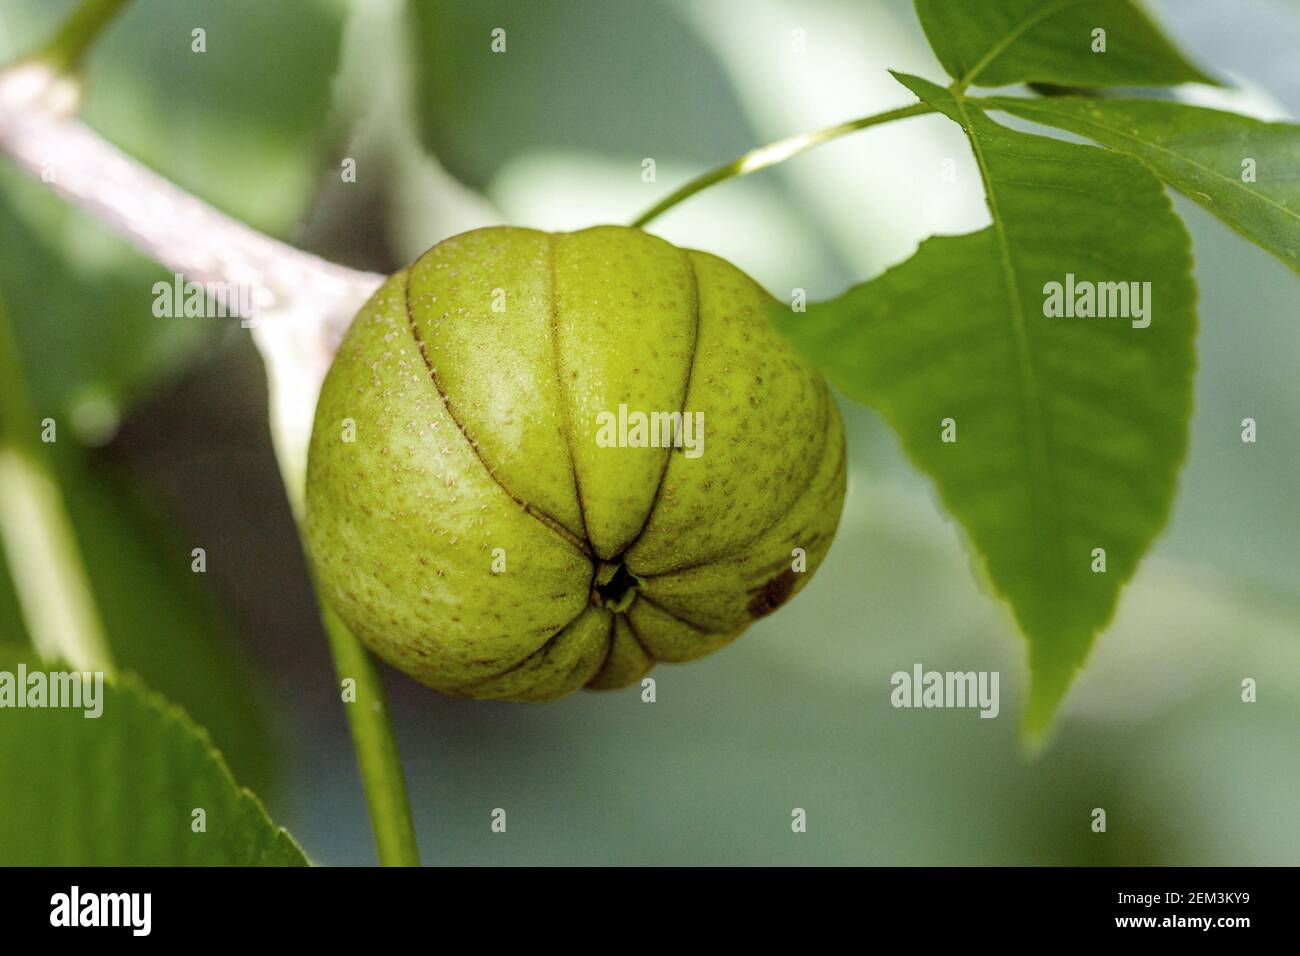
<box><xmin>0</xmin><ymin>62</ymin><xmax>384</xmax><ymax>496</ymax></box>
<box><xmin>0</xmin><ymin>60</ymin><xmax>416</xmax><ymax>866</ymax></box>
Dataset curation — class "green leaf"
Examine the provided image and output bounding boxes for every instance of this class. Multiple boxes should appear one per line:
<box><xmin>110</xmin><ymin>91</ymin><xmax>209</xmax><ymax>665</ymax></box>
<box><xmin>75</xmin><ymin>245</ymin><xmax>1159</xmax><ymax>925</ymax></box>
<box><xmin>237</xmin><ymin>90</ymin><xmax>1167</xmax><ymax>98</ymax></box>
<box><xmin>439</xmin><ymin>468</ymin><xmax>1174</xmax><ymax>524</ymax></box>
<box><xmin>776</xmin><ymin>73</ymin><xmax>1197</xmax><ymax>734</ymax></box>
<box><xmin>914</xmin><ymin>0</ymin><xmax>1216</xmax><ymax>90</ymax></box>
<box><xmin>0</xmin><ymin>190</ymin><xmax>277</xmax><ymax>795</ymax></box>
<box><xmin>0</xmin><ymin>544</ymin><xmax>25</xmax><ymax>646</ymax></box>
<box><xmin>0</xmin><ymin>170</ymin><xmax>210</xmax><ymax>436</ymax></box>
<box><xmin>81</xmin><ymin>0</ymin><xmax>347</xmax><ymax>238</ymax></box>
<box><xmin>53</xmin><ymin>449</ymin><xmax>280</xmax><ymax>796</ymax></box>
<box><xmin>2</xmin><ymin>0</ymin><xmax>346</xmax><ymax>238</ymax></box>
<box><xmin>409</xmin><ymin>0</ymin><xmax>757</xmax><ymax>189</ymax></box>
<box><xmin>0</xmin><ymin>452</ymin><xmax>281</xmax><ymax>807</ymax></box>
<box><xmin>0</xmin><ymin>647</ymin><xmax>306</xmax><ymax>865</ymax></box>
<box><xmin>985</xmin><ymin>96</ymin><xmax>1300</xmax><ymax>272</ymax></box>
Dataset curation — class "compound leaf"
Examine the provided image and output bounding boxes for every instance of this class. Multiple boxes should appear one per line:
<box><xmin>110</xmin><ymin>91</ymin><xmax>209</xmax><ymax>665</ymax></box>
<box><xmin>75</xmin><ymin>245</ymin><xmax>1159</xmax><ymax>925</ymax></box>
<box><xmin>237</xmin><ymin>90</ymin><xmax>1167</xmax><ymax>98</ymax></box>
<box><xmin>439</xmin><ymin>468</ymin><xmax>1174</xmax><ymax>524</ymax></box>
<box><xmin>775</xmin><ymin>74</ymin><xmax>1197</xmax><ymax>734</ymax></box>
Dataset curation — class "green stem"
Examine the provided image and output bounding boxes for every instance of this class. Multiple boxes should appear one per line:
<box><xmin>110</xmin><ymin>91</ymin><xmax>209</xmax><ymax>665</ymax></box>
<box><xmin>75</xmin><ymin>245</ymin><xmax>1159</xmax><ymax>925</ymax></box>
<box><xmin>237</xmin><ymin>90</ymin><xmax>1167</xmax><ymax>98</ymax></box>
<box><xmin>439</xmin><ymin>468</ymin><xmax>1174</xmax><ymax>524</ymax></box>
<box><xmin>319</xmin><ymin>600</ymin><xmax>420</xmax><ymax>866</ymax></box>
<box><xmin>278</xmin><ymin>457</ymin><xmax>420</xmax><ymax>867</ymax></box>
<box><xmin>31</xmin><ymin>0</ymin><xmax>132</xmax><ymax>73</ymax></box>
<box><xmin>631</xmin><ymin>102</ymin><xmax>935</xmax><ymax>228</ymax></box>
<box><xmin>0</xmin><ymin>292</ymin><xmax>113</xmax><ymax>674</ymax></box>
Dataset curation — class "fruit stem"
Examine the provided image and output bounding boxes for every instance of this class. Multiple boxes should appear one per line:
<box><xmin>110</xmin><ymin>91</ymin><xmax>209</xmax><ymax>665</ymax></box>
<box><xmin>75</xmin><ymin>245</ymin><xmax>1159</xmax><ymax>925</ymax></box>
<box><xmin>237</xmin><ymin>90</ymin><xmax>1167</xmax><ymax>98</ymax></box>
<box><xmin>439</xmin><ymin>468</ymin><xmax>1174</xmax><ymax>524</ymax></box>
<box><xmin>630</xmin><ymin>101</ymin><xmax>935</xmax><ymax>228</ymax></box>
<box><xmin>319</xmin><ymin>600</ymin><xmax>421</xmax><ymax>866</ymax></box>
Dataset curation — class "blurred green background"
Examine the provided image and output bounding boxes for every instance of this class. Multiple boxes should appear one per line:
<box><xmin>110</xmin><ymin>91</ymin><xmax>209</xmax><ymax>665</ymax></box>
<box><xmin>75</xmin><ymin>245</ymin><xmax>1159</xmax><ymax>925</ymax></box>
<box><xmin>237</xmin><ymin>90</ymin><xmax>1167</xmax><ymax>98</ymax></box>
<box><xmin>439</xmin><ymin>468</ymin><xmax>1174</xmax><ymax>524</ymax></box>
<box><xmin>0</xmin><ymin>0</ymin><xmax>1296</xmax><ymax>865</ymax></box>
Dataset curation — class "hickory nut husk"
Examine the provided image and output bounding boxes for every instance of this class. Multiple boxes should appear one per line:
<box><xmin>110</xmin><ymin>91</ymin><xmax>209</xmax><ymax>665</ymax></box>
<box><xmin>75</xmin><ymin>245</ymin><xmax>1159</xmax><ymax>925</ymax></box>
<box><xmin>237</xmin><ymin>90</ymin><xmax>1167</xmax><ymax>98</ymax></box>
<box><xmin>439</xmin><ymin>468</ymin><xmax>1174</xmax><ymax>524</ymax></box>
<box><xmin>304</xmin><ymin>225</ymin><xmax>846</xmax><ymax>701</ymax></box>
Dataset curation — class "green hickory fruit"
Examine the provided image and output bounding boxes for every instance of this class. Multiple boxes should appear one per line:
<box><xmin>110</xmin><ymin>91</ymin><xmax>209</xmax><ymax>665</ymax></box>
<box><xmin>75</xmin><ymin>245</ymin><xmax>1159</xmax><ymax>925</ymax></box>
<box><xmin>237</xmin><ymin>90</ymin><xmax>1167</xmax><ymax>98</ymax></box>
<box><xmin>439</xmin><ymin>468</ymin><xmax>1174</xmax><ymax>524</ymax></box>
<box><xmin>305</xmin><ymin>225</ymin><xmax>846</xmax><ymax>701</ymax></box>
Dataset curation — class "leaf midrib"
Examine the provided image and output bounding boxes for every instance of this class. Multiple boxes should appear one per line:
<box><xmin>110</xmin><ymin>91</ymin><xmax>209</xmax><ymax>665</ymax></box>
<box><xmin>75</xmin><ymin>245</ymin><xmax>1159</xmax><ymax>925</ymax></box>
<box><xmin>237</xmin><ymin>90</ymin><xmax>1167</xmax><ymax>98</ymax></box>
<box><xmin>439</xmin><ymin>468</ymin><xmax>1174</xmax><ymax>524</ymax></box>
<box><xmin>996</xmin><ymin>99</ymin><xmax>1300</xmax><ymax>223</ymax></box>
<box><xmin>951</xmin><ymin>93</ymin><xmax>1065</xmax><ymax>591</ymax></box>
